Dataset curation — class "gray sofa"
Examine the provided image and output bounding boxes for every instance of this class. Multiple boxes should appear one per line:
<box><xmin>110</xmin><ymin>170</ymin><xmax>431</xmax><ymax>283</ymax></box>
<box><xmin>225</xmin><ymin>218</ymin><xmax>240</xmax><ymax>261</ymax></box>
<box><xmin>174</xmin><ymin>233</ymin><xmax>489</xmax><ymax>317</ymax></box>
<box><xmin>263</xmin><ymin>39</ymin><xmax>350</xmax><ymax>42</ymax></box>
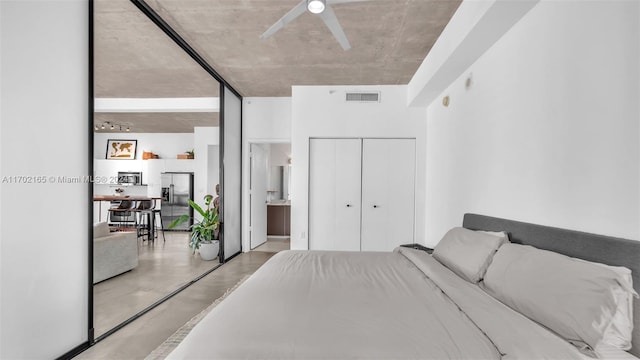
<box><xmin>93</xmin><ymin>222</ymin><xmax>138</xmax><ymax>283</ymax></box>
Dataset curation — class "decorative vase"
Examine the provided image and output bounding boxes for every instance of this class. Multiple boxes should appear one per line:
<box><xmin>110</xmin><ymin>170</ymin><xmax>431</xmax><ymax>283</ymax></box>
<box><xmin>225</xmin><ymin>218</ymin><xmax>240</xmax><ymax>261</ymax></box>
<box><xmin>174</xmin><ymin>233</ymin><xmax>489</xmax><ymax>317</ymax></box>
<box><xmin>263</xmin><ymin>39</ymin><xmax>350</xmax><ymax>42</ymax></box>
<box><xmin>199</xmin><ymin>240</ymin><xmax>219</xmax><ymax>261</ymax></box>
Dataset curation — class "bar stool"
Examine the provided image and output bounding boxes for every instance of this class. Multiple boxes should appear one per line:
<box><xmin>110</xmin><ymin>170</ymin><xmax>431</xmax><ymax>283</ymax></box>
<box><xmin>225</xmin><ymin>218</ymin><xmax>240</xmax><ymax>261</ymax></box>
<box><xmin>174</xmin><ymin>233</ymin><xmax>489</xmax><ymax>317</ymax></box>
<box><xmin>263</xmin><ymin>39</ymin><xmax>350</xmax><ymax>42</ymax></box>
<box><xmin>152</xmin><ymin>205</ymin><xmax>165</xmax><ymax>243</ymax></box>
<box><xmin>135</xmin><ymin>200</ymin><xmax>165</xmax><ymax>242</ymax></box>
<box><xmin>108</xmin><ymin>200</ymin><xmax>134</xmax><ymax>232</ymax></box>
<box><xmin>134</xmin><ymin>200</ymin><xmax>153</xmax><ymax>241</ymax></box>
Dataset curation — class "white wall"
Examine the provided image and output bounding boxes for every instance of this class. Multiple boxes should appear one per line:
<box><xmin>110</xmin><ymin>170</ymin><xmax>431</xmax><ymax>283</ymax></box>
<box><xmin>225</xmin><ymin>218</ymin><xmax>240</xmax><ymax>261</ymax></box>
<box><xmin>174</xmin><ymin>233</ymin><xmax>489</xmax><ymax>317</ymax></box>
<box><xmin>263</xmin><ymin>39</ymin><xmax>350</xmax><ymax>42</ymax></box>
<box><xmin>0</xmin><ymin>1</ymin><xmax>3</xmax><ymax>355</ymax></box>
<box><xmin>244</xmin><ymin>97</ymin><xmax>291</xmax><ymax>142</ymax></box>
<box><xmin>94</xmin><ymin>133</ymin><xmax>195</xmax><ymax>201</ymax></box>
<box><xmin>194</xmin><ymin>127</ymin><xmax>219</xmax><ymax>217</ymax></box>
<box><xmin>424</xmin><ymin>0</ymin><xmax>640</xmax><ymax>246</ymax></box>
<box><xmin>242</xmin><ymin>98</ymin><xmax>292</xmax><ymax>251</ymax></box>
<box><xmin>208</xmin><ymin>145</ymin><xmax>220</xmax><ymax>198</ymax></box>
<box><xmin>291</xmin><ymin>85</ymin><xmax>427</xmax><ymax>250</ymax></box>
<box><xmin>270</xmin><ymin>143</ymin><xmax>291</xmax><ymax>166</ymax></box>
<box><xmin>1</xmin><ymin>1</ymin><xmax>89</xmax><ymax>358</ymax></box>
<box><xmin>407</xmin><ymin>0</ymin><xmax>538</xmax><ymax>107</ymax></box>
<box><xmin>94</xmin><ymin>132</ymin><xmax>193</xmax><ymax>160</ymax></box>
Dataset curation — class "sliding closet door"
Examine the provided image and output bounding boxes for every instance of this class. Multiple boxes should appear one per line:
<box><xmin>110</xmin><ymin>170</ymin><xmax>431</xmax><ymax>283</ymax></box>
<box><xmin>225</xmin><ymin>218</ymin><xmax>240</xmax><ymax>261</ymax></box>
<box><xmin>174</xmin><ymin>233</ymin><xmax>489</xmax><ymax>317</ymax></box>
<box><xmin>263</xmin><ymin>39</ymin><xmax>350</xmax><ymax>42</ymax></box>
<box><xmin>309</xmin><ymin>139</ymin><xmax>362</xmax><ymax>251</ymax></box>
<box><xmin>221</xmin><ymin>86</ymin><xmax>242</xmax><ymax>260</ymax></box>
<box><xmin>361</xmin><ymin>139</ymin><xmax>416</xmax><ymax>251</ymax></box>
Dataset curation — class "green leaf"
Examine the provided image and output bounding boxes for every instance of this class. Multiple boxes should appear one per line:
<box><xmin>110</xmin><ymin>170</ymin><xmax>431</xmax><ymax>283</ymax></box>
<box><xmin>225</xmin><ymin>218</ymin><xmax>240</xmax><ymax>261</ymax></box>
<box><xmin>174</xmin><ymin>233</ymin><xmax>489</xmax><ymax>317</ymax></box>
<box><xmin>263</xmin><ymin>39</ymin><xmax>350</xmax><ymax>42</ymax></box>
<box><xmin>188</xmin><ymin>199</ymin><xmax>207</xmax><ymax>218</ymax></box>
<box><xmin>172</xmin><ymin>197</ymin><xmax>222</xmax><ymax>250</ymax></box>
<box><xmin>167</xmin><ymin>214</ymin><xmax>190</xmax><ymax>229</ymax></box>
<box><xmin>204</xmin><ymin>194</ymin><xmax>213</xmax><ymax>206</ymax></box>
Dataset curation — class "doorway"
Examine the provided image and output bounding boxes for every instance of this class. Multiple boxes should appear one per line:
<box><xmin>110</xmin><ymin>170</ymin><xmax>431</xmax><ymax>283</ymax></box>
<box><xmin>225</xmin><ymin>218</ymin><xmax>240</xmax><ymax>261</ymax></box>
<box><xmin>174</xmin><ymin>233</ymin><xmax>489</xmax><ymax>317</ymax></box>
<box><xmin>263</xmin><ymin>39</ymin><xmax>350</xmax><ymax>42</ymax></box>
<box><xmin>249</xmin><ymin>142</ymin><xmax>291</xmax><ymax>252</ymax></box>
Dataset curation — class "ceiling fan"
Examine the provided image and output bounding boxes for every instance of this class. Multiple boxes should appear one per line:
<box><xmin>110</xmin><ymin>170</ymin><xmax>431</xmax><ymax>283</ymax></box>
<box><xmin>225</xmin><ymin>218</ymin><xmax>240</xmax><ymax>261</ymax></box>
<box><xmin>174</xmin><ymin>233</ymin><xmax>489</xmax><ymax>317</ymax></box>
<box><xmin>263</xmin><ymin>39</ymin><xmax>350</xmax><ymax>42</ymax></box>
<box><xmin>260</xmin><ymin>0</ymin><xmax>370</xmax><ymax>51</ymax></box>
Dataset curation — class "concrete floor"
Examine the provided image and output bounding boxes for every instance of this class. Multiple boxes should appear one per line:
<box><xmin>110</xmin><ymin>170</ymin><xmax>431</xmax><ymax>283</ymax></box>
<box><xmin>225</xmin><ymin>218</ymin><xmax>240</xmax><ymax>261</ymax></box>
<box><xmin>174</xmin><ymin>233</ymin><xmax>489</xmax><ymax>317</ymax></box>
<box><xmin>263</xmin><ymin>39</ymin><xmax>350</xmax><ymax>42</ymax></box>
<box><xmin>77</xmin><ymin>238</ymin><xmax>290</xmax><ymax>359</ymax></box>
<box><xmin>94</xmin><ymin>232</ymin><xmax>220</xmax><ymax>337</ymax></box>
<box><xmin>253</xmin><ymin>236</ymin><xmax>290</xmax><ymax>253</ymax></box>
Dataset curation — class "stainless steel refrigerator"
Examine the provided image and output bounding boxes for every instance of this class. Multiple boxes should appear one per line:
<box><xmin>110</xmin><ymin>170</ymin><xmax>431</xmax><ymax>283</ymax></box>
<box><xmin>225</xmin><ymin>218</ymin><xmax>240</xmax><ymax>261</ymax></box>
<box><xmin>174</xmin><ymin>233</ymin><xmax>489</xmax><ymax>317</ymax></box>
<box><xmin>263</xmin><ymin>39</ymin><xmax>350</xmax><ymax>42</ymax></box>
<box><xmin>161</xmin><ymin>172</ymin><xmax>194</xmax><ymax>230</ymax></box>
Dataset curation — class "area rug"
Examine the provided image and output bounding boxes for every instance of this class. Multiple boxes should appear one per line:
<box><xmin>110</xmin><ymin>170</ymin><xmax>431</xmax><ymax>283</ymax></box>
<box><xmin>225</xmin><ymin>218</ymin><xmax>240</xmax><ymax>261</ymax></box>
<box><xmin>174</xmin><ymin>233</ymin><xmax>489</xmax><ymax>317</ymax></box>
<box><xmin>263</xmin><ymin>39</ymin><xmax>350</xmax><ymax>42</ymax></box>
<box><xmin>145</xmin><ymin>275</ymin><xmax>250</xmax><ymax>360</ymax></box>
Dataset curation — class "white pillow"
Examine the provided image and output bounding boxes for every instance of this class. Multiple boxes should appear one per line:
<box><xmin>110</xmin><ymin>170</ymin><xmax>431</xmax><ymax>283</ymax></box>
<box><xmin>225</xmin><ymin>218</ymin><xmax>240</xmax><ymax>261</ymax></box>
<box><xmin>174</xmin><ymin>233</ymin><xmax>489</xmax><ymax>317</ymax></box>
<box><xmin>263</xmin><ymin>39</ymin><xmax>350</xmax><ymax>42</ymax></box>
<box><xmin>432</xmin><ymin>227</ymin><xmax>509</xmax><ymax>283</ymax></box>
<box><xmin>482</xmin><ymin>243</ymin><xmax>638</xmax><ymax>353</ymax></box>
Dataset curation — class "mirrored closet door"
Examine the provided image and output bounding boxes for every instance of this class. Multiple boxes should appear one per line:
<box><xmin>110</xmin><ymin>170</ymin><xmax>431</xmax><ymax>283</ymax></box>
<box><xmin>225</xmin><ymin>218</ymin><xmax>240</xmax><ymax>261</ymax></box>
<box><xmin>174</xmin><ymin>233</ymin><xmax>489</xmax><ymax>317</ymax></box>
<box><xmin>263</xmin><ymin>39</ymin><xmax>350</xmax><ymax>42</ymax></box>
<box><xmin>92</xmin><ymin>0</ymin><xmax>223</xmax><ymax>339</ymax></box>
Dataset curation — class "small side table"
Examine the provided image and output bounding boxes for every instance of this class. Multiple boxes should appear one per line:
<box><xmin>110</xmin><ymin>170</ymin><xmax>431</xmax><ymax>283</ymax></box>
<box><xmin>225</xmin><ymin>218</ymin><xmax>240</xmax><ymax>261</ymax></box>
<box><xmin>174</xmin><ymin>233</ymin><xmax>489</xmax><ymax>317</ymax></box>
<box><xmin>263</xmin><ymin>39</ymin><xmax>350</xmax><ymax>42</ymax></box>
<box><xmin>400</xmin><ymin>243</ymin><xmax>434</xmax><ymax>254</ymax></box>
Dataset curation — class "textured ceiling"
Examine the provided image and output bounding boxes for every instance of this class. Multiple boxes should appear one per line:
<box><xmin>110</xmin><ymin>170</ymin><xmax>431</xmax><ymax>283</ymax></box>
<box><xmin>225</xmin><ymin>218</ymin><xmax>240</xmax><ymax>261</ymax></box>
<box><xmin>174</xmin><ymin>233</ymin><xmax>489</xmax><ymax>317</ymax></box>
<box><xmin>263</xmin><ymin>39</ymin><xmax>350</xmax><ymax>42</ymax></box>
<box><xmin>146</xmin><ymin>0</ymin><xmax>462</xmax><ymax>97</ymax></box>
<box><xmin>93</xmin><ymin>0</ymin><xmax>461</xmax><ymax>132</ymax></box>
<box><xmin>94</xmin><ymin>0</ymin><xmax>219</xmax><ymax>133</ymax></box>
<box><xmin>94</xmin><ymin>0</ymin><xmax>219</xmax><ymax>98</ymax></box>
<box><xmin>94</xmin><ymin>112</ymin><xmax>219</xmax><ymax>133</ymax></box>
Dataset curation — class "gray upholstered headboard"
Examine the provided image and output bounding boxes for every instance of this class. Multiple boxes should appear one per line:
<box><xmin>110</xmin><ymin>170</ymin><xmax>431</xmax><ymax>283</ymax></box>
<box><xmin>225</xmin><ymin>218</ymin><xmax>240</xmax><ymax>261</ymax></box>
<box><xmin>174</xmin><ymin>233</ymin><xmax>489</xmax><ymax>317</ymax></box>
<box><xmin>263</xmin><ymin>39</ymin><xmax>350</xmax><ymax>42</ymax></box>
<box><xmin>462</xmin><ymin>213</ymin><xmax>640</xmax><ymax>356</ymax></box>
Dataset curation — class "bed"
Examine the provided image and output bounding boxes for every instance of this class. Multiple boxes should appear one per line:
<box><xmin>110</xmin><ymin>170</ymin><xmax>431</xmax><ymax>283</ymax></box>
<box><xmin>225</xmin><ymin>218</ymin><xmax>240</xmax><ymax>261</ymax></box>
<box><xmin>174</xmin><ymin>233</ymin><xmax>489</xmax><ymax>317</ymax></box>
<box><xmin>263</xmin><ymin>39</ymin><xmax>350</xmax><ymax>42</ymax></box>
<box><xmin>168</xmin><ymin>214</ymin><xmax>640</xmax><ymax>359</ymax></box>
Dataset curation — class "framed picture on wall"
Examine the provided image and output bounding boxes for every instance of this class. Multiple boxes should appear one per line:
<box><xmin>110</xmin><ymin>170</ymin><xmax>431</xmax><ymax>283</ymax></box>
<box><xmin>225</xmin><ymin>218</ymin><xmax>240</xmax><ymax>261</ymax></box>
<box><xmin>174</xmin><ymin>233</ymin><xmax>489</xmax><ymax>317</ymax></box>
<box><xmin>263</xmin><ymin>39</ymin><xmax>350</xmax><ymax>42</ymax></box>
<box><xmin>106</xmin><ymin>139</ymin><xmax>137</xmax><ymax>160</ymax></box>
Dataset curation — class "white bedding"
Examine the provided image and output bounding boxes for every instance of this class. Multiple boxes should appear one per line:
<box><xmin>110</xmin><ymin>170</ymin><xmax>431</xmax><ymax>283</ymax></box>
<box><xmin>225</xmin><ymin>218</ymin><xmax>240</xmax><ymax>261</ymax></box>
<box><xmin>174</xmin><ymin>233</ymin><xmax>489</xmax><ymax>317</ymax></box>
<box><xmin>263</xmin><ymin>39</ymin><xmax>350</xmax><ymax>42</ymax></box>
<box><xmin>167</xmin><ymin>249</ymin><xmax>632</xmax><ymax>359</ymax></box>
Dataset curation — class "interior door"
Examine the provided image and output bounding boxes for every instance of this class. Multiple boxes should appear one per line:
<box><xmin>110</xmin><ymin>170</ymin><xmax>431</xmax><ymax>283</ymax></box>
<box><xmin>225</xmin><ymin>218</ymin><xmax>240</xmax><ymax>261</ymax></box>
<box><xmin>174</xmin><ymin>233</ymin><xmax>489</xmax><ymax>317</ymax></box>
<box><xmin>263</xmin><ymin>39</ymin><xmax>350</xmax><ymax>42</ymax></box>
<box><xmin>250</xmin><ymin>144</ymin><xmax>268</xmax><ymax>249</ymax></box>
<box><xmin>361</xmin><ymin>139</ymin><xmax>416</xmax><ymax>251</ymax></box>
<box><xmin>309</xmin><ymin>138</ymin><xmax>362</xmax><ymax>251</ymax></box>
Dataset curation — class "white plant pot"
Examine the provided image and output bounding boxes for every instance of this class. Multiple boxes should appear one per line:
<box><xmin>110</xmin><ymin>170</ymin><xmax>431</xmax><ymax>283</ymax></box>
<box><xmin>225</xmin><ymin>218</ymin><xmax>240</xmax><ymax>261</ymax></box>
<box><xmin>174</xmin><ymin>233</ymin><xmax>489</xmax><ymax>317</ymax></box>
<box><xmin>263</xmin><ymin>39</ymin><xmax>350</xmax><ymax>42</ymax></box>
<box><xmin>199</xmin><ymin>240</ymin><xmax>219</xmax><ymax>261</ymax></box>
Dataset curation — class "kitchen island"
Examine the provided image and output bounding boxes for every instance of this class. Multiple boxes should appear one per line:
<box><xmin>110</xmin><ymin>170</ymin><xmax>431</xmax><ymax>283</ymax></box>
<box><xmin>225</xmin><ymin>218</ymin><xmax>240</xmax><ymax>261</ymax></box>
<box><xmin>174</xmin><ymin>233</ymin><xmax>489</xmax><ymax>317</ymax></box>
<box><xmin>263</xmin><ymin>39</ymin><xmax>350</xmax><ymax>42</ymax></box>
<box><xmin>93</xmin><ymin>196</ymin><xmax>163</xmax><ymax>241</ymax></box>
<box><xmin>93</xmin><ymin>195</ymin><xmax>162</xmax><ymax>221</ymax></box>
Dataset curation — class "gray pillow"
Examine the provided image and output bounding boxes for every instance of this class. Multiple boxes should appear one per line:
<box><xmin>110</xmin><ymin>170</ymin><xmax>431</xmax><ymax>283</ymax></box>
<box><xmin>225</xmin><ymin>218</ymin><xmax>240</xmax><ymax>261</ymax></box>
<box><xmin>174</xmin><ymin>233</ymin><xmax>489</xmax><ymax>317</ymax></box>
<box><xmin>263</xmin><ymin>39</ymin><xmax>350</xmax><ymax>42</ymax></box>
<box><xmin>432</xmin><ymin>227</ymin><xmax>509</xmax><ymax>283</ymax></box>
<box><xmin>482</xmin><ymin>243</ymin><xmax>638</xmax><ymax>353</ymax></box>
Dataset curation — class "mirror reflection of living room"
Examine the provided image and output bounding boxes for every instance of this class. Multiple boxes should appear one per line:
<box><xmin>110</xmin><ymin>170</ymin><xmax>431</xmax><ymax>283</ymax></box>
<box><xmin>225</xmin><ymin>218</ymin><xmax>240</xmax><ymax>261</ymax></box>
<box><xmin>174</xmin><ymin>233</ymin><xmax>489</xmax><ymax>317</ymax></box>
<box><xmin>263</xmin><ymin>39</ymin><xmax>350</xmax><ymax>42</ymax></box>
<box><xmin>92</xmin><ymin>26</ymin><xmax>222</xmax><ymax>337</ymax></box>
<box><xmin>93</xmin><ymin>132</ymin><xmax>222</xmax><ymax>338</ymax></box>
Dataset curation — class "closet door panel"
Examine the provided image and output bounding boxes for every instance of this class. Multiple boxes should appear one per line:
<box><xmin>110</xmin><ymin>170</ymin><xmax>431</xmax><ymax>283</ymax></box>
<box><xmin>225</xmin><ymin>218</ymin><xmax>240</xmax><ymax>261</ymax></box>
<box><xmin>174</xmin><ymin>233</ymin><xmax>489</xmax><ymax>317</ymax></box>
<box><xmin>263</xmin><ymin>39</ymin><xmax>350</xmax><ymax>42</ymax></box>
<box><xmin>361</xmin><ymin>139</ymin><xmax>416</xmax><ymax>251</ymax></box>
<box><xmin>309</xmin><ymin>139</ymin><xmax>362</xmax><ymax>251</ymax></box>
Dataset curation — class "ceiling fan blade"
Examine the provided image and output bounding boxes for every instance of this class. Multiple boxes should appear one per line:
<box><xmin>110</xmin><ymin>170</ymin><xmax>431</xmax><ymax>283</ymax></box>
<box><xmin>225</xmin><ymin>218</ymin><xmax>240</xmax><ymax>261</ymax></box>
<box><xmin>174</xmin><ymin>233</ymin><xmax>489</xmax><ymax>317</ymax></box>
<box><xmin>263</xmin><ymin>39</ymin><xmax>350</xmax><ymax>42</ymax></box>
<box><xmin>260</xmin><ymin>0</ymin><xmax>307</xmax><ymax>39</ymax></box>
<box><xmin>327</xmin><ymin>0</ymin><xmax>370</xmax><ymax>5</ymax></box>
<box><xmin>318</xmin><ymin>6</ymin><xmax>351</xmax><ymax>50</ymax></box>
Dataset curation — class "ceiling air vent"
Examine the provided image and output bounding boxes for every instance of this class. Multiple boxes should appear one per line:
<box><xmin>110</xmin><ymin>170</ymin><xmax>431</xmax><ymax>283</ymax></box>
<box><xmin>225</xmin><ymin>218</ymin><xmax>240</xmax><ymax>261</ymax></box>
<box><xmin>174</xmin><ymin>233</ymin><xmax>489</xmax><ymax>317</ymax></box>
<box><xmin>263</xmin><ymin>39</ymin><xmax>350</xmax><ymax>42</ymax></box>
<box><xmin>345</xmin><ymin>92</ymin><xmax>380</xmax><ymax>103</ymax></box>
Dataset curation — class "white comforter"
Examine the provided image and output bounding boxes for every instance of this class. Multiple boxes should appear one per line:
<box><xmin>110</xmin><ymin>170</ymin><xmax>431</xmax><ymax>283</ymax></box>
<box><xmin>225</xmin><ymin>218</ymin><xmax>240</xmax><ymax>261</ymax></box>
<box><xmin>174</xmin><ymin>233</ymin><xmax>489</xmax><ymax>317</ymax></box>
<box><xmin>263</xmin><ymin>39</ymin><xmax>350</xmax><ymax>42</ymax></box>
<box><xmin>168</xmin><ymin>248</ymin><xmax>587</xmax><ymax>359</ymax></box>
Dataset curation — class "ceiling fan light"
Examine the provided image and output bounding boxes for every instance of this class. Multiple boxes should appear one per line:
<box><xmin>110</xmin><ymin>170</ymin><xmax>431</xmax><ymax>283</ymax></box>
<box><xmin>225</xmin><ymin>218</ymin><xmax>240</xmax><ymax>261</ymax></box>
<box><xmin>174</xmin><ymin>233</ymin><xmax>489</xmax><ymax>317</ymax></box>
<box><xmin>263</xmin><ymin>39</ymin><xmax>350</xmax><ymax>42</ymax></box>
<box><xmin>307</xmin><ymin>0</ymin><xmax>326</xmax><ymax>14</ymax></box>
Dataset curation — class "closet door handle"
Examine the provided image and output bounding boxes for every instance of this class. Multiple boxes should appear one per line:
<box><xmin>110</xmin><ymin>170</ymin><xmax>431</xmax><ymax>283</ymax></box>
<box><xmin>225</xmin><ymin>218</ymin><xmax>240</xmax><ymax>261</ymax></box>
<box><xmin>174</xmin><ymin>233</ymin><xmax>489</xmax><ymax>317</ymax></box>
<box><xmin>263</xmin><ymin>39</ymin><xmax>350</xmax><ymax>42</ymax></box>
<box><xmin>373</xmin><ymin>205</ymin><xmax>379</xmax><ymax>208</ymax></box>
<box><xmin>346</xmin><ymin>204</ymin><xmax>352</xmax><ymax>208</ymax></box>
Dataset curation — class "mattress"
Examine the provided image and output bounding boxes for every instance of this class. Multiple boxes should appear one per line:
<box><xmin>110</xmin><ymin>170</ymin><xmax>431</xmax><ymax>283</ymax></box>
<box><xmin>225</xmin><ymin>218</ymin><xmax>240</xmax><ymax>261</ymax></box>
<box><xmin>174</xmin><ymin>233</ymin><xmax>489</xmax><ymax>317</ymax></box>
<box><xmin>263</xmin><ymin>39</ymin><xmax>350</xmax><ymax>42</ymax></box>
<box><xmin>168</xmin><ymin>248</ymin><xmax>631</xmax><ymax>359</ymax></box>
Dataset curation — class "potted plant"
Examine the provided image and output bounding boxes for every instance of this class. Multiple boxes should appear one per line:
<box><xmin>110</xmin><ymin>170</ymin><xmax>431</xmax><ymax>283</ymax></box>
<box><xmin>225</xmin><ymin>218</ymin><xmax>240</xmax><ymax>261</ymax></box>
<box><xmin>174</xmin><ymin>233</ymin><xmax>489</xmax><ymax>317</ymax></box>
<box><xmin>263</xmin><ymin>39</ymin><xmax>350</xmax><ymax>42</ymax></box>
<box><xmin>177</xmin><ymin>150</ymin><xmax>194</xmax><ymax>159</ymax></box>
<box><xmin>168</xmin><ymin>194</ymin><xmax>219</xmax><ymax>261</ymax></box>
